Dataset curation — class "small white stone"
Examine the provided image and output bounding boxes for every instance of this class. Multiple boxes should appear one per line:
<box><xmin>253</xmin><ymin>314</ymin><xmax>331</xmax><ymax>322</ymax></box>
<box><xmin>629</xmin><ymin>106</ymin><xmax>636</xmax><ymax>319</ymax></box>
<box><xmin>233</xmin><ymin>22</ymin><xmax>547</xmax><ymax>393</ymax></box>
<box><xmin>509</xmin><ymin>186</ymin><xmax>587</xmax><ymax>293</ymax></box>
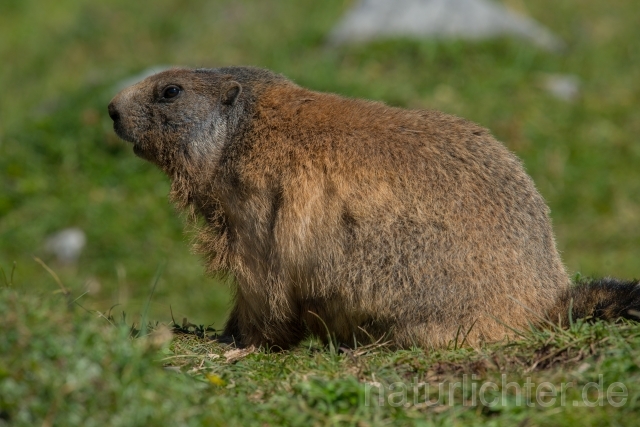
<box><xmin>113</xmin><ymin>65</ymin><xmax>174</xmax><ymax>92</ymax></box>
<box><xmin>542</xmin><ymin>74</ymin><xmax>581</xmax><ymax>102</ymax></box>
<box><xmin>44</xmin><ymin>227</ymin><xmax>86</xmax><ymax>264</ymax></box>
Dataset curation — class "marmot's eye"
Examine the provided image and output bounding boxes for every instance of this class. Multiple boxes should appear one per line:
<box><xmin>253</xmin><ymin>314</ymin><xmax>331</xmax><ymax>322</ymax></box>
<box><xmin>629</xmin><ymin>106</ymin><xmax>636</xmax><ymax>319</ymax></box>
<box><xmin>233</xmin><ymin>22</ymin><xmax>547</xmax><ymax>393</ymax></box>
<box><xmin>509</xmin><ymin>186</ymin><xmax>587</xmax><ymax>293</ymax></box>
<box><xmin>162</xmin><ymin>85</ymin><xmax>181</xmax><ymax>99</ymax></box>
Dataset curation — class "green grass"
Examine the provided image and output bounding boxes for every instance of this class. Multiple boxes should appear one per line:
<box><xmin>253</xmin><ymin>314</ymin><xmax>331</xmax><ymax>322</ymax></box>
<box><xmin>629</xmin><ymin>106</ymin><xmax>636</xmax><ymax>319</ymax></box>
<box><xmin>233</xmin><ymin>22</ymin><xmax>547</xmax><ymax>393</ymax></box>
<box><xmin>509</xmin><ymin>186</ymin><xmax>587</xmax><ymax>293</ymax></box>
<box><xmin>1</xmin><ymin>0</ymin><xmax>639</xmax><ymax>425</ymax></box>
<box><xmin>2</xmin><ymin>284</ymin><xmax>640</xmax><ymax>426</ymax></box>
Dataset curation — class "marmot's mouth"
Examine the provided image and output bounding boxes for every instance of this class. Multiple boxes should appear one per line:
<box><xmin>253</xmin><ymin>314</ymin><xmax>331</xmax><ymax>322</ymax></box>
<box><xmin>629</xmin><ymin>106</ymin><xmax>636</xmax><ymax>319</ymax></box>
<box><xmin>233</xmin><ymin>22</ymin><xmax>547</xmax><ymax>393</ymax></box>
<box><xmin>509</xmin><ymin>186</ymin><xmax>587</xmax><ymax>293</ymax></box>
<box><xmin>113</xmin><ymin>125</ymin><xmax>150</xmax><ymax>159</ymax></box>
<box><xmin>112</xmin><ymin>122</ymin><xmax>137</xmax><ymax>144</ymax></box>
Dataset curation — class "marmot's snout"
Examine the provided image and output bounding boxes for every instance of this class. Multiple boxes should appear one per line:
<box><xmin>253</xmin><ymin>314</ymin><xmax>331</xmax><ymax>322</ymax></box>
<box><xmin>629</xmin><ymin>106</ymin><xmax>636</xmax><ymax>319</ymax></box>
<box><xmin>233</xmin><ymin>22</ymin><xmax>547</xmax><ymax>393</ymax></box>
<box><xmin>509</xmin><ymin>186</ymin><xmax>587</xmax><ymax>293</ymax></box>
<box><xmin>107</xmin><ymin>101</ymin><xmax>120</xmax><ymax>123</ymax></box>
<box><xmin>107</xmin><ymin>99</ymin><xmax>136</xmax><ymax>145</ymax></box>
<box><xmin>107</xmin><ymin>100</ymin><xmax>126</xmax><ymax>141</ymax></box>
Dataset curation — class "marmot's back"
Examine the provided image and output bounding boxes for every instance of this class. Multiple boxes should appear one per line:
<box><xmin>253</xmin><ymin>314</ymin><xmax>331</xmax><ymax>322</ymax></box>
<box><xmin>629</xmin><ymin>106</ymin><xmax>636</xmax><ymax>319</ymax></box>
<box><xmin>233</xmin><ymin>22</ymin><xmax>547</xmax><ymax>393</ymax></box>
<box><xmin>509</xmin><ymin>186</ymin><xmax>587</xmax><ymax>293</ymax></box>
<box><xmin>242</xmin><ymin>83</ymin><xmax>568</xmax><ymax>347</ymax></box>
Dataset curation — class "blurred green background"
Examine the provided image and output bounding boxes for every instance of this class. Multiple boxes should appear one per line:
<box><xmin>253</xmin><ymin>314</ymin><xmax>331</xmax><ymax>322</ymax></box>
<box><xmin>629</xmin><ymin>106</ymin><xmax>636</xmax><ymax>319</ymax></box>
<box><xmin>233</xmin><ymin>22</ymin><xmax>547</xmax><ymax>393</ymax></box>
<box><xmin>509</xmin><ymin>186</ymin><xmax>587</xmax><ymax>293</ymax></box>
<box><xmin>1</xmin><ymin>0</ymin><xmax>638</xmax><ymax>328</ymax></box>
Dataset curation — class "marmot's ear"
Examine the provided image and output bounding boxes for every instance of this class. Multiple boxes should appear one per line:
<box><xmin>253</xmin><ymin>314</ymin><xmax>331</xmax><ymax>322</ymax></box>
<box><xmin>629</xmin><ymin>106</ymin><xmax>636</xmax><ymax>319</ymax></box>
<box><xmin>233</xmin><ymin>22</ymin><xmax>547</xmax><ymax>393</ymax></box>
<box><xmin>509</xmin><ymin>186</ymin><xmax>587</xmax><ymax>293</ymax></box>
<box><xmin>222</xmin><ymin>81</ymin><xmax>242</xmax><ymax>106</ymax></box>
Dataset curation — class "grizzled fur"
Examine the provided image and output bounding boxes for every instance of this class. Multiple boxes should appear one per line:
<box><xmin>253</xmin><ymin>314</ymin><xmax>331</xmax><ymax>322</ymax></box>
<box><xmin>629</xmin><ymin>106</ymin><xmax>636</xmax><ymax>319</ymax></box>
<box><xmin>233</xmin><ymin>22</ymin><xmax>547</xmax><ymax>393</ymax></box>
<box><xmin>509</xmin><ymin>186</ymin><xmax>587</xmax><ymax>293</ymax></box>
<box><xmin>549</xmin><ymin>278</ymin><xmax>640</xmax><ymax>324</ymax></box>
<box><xmin>108</xmin><ymin>67</ymin><xmax>639</xmax><ymax>349</ymax></box>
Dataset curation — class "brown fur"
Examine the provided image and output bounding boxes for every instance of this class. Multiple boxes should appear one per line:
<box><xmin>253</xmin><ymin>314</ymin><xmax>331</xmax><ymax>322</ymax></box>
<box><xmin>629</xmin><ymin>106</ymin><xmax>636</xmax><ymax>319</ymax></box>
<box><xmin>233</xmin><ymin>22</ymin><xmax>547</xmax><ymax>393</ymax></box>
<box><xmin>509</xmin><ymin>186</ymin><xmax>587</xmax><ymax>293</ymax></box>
<box><xmin>108</xmin><ymin>67</ymin><xmax>638</xmax><ymax>349</ymax></box>
<box><xmin>549</xmin><ymin>278</ymin><xmax>640</xmax><ymax>325</ymax></box>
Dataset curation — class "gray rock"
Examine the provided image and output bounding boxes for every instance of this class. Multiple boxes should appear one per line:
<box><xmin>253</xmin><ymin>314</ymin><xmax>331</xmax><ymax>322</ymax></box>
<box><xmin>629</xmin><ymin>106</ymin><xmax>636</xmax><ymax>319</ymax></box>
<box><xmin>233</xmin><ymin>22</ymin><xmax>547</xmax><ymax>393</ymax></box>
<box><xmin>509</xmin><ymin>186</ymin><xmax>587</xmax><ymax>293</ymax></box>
<box><xmin>44</xmin><ymin>227</ymin><xmax>86</xmax><ymax>265</ymax></box>
<box><xmin>542</xmin><ymin>74</ymin><xmax>581</xmax><ymax>102</ymax></box>
<box><xmin>328</xmin><ymin>0</ymin><xmax>564</xmax><ymax>51</ymax></box>
<box><xmin>113</xmin><ymin>65</ymin><xmax>174</xmax><ymax>92</ymax></box>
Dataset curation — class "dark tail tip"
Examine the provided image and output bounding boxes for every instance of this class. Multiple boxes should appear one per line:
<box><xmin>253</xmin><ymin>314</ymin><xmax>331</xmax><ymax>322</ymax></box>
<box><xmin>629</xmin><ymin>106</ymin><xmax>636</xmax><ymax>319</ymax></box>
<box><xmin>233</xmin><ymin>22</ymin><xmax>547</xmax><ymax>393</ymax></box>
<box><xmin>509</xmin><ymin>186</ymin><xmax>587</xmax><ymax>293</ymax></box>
<box><xmin>549</xmin><ymin>277</ymin><xmax>640</xmax><ymax>324</ymax></box>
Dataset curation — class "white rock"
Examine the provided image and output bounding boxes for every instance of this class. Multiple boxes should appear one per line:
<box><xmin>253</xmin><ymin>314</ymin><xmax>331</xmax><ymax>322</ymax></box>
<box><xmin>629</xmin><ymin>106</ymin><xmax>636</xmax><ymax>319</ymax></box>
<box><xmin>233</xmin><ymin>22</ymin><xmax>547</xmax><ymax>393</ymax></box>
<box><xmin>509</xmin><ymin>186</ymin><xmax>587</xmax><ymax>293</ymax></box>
<box><xmin>113</xmin><ymin>65</ymin><xmax>174</xmax><ymax>92</ymax></box>
<box><xmin>542</xmin><ymin>74</ymin><xmax>581</xmax><ymax>102</ymax></box>
<box><xmin>44</xmin><ymin>227</ymin><xmax>86</xmax><ymax>264</ymax></box>
<box><xmin>328</xmin><ymin>0</ymin><xmax>564</xmax><ymax>51</ymax></box>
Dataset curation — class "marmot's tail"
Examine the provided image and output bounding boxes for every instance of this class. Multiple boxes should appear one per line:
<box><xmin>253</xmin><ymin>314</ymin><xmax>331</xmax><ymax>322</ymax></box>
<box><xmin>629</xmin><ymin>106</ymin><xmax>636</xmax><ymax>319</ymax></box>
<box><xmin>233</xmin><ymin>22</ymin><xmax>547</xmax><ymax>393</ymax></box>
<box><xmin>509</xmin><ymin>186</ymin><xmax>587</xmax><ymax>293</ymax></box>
<box><xmin>549</xmin><ymin>277</ymin><xmax>640</xmax><ymax>325</ymax></box>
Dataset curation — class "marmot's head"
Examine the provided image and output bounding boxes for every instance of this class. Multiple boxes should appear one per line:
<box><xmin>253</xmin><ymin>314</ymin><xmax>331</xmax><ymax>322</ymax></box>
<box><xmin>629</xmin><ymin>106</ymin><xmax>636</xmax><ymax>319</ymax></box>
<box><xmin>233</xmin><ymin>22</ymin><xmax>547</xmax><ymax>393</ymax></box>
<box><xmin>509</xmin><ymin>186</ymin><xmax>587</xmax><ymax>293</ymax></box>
<box><xmin>108</xmin><ymin>68</ymin><xmax>244</xmax><ymax>174</ymax></box>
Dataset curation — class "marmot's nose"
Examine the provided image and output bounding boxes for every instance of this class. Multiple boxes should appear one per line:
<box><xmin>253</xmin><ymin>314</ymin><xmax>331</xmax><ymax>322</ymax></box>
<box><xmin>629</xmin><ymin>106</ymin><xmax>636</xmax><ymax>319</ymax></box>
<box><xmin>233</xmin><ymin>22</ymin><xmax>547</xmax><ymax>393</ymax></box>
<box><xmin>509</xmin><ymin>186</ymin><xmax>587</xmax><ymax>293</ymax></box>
<box><xmin>108</xmin><ymin>102</ymin><xmax>120</xmax><ymax>122</ymax></box>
